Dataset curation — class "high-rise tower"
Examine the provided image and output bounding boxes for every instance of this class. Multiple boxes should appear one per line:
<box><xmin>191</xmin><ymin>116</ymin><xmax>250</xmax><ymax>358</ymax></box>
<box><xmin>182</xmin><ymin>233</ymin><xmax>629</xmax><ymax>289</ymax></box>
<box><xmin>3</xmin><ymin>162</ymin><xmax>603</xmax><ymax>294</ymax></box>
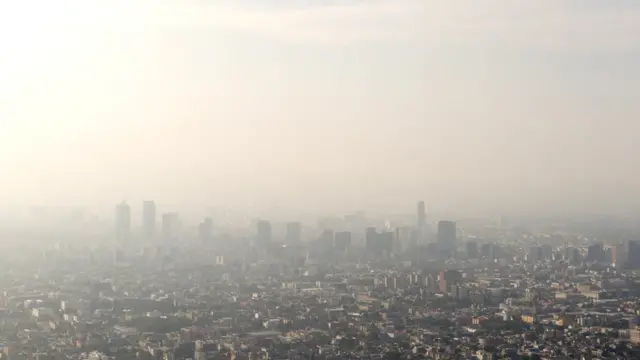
<box><xmin>256</xmin><ymin>220</ymin><xmax>272</xmax><ymax>245</ymax></box>
<box><xmin>115</xmin><ymin>202</ymin><xmax>131</xmax><ymax>241</ymax></box>
<box><xmin>198</xmin><ymin>217</ymin><xmax>213</xmax><ymax>244</ymax></box>
<box><xmin>142</xmin><ymin>200</ymin><xmax>156</xmax><ymax>239</ymax></box>
<box><xmin>417</xmin><ymin>201</ymin><xmax>427</xmax><ymax>239</ymax></box>
<box><xmin>628</xmin><ymin>241</ymin><xmax>640</xmax><ymax>269</ymax></box>
<box><xmin>285</xmin><ymin>222</ymin><xmax>301</xmax><ymax>244</ymax></box>
<box><xmin>162</xmin><ymin>212</ymin><xmax>180</xmax><ymax>241</ymax></box>
<box><xmin>436</xmin><ymin>220</ymin><xmax>456</xmax><ymax>253</ymax></box>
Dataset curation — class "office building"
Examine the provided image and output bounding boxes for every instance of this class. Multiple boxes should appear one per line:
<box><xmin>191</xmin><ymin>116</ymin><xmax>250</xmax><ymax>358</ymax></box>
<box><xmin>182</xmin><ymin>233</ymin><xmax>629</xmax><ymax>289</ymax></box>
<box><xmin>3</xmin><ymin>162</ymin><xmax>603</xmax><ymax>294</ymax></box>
<box><xmin>142</xmin><ymin>200</ymin><xmax>156</xmax><ymax>238</ymax></box>
<box><xmin>365</xmin><ymin>227</ymin><xmax>393</xmax><ymax>257</ymax></box>
<box><xmin>628</xmin><ymin>241</ymin><xmax>640</xmax><ymax>269</ymax></box>
<box><xmin>408</xmin><ymin>229</ymin><xmax>420</xmax><ymax>249</ymax></box>
<box><xmin>489</xmin><ymin>244</ymin><xmax>501</xmax><ymax>259</ymax></box>
<box><xmin>334</xmin><ymin>231</ymin><xmax>352</xmax><ymax>251</ymax></box>
<box><xmin>587</xmin><ymin>243</ymin><xmax>605</xmax><ymax>263</ymax></box>
<box><xmin>256</xmin><ymin>220</ymin><xmax>272</xmax><ymax>245</ymax></box>
<box><xmin>394</xmin><ymin>226</ymin><xmax>410</xmax><ymax>254</ymax></box>
<box><xmin>479</xmin><ymin>243</ymin><xmax>500</xmax><ymax>259</ymax></box>
<box><xmin>611</xmin><ymin>242</ymin><xmax>627</xmax><ymax>268</ymax></box>
<box><xmin>285</xmin><ymin>222</ymin><xmax>302</xmax><ymax>244</ymax></box>
<box><xmin>630</xmin><ymin>317</ymin><xmax>640</xmax><ymax>344</ymax></box>
<box><xmin>466</xmin><ymin>241</ymin><xmax>478</xmax><ymax>259</ymax></box>
<box><xmin>365</xmin><ymin>227</ymin><xmax>377</xmax><ymax>248</ymax></box>
<box><xmin>115</xmin><ymin>202</ymin><xmax>131</xmax><ymax>241</ymax></box>
<box><xmin>439</xmin><ymin>270</ymin><xmax>462</xmax><ymax>293</ymax></box>
<box><xmin>162</xmin><ymin>212</ymin><xmax>179</xmax><ymax>240</ymax></box>
<box><xmin>314</xmin><ymin>229</ymin><xmax>335</xmax><ymax>256</ymax></box>
<box><xmin>540</xmin><ymin>244</ymin><xmax>553</xmax><ymax>261</ymax></box>
<box><xmin>566</xmin><ymin>246</ymin><xmax>581</xmax><ymax>265</ymax></box>
<box><xmin>436</xmin><ymin>220</ymin><xmax>457</xmax><ymax>252</ymax></box>
<box><xmin>318</xmin><ymin>229</ymin><xmax>335</xmax><ymax>244</ymax></box>
<box><xmin>417</xmin><ymin>201</ymin><xmax>427</xmax><ymax>238</ymax></box>
<box><xmin>481</xmin><ymin>243</ymin><xmax>492</xmax><ymax>258</ymax></box>
<box><xmin>198</xmin><ymin>217</ymin><xmax>213</xmax><ymax>244</ymax></box>
<box><xmin>379</xmin><ymin>231</ymin><xmax>394</xmax><ymax>254</ymax></box>
<box><xmin>528</xmin><ymin>246</ymin><xmax>542</xmax><ymax>263</ymax></box>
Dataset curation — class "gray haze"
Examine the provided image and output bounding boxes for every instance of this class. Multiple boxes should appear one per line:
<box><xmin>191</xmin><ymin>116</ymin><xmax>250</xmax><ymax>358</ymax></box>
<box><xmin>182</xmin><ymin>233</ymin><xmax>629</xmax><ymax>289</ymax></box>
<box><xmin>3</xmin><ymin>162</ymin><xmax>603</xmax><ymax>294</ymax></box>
<box><xmin>1</xmin><ymin>0</ymin><xmax>640</xmax><ymax>216</ymax></box>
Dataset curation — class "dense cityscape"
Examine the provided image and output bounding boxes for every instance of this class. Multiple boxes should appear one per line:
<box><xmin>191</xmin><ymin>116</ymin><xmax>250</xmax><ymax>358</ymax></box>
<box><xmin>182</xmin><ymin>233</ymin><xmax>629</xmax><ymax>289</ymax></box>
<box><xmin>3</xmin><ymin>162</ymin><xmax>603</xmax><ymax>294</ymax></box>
<box><xmin>1</xmin><ymin>201</ymin><xmax>640</xmax><ymax>359</ymax></box>
<box><xmin>3</xmin><ymin>1</ymin><xmax>640</xmax><ymax>359</ymax></box>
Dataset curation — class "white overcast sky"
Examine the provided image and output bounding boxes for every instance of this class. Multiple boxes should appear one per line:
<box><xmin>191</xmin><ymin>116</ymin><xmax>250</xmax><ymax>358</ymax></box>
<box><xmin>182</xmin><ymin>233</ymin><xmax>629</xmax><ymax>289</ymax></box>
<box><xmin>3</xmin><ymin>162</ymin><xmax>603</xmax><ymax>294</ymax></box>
<box><xmin>0</xmin><ymin>0</ymin><xmax>639</xmax><ymax>216</ymax></box>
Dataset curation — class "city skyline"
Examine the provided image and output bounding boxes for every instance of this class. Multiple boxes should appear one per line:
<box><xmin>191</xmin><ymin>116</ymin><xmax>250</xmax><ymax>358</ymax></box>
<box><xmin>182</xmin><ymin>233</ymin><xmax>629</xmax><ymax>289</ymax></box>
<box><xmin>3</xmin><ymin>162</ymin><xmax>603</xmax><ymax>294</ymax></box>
<box><xmin>1</xmin><ymin>2</ymin><xmax>640</xmax><ymax>357</ymax></box>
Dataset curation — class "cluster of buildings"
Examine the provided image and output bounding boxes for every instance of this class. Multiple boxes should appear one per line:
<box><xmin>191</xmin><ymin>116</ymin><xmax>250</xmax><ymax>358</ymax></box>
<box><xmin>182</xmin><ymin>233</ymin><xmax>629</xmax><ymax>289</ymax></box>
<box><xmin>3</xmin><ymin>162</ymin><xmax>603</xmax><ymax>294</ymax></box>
<box><xmin>1</xmin><ymin>202</ymin><xmax>640</xmax><ymax>359</ymax></box>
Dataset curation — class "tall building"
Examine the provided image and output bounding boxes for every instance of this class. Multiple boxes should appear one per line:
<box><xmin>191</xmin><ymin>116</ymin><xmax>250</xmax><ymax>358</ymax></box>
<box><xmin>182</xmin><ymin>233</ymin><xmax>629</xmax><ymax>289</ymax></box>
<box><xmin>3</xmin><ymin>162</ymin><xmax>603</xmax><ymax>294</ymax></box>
<box><xmin>142</xmin><ymin>200</ymin><xmax>156</xmax><ymax>238</ymax></box>
<box><xmin>256</xmin><ymin>220</ymin><xmax>272</xmax><ymax>245</ymax></box>
<box><xmin>630</xmin><ymin>317</ymin><xmax>640</xmax><ymax>344</ymax></box>
<box><xmin>439</xmin><ymin>270</ymin><xmax>462</xmax><ymax>293</ymax></box>
<box><xmin>628</xmin><ymin>241</ymin><xmax>640</xmax><ymax>269</ymax></box>
<box><xmin>611</xmin><ymin>242</ymin><xmax>627</xmax><ymax>268</ymax></box>
<box><xmin>466</xmin><ymin>241</ymin><xmax>478</xmax><ymax>259</ymax></box>
<box><xmin>481</xmin><ymin>243</ymin><xmax>492</xmax><ymax>258</ymax></box>
<box><xmin>489</xmin><ymin>244</ymin><xmax>501</xmax><ymax>259</ymax></box>
<box><xmin>417</xmin><ymin>201</ymin><xmax>427</xmax><ymax>238</ymax></box>
<box><xmin>394</xmin><ymin>227</ymin><xmax>410</xmax><ymax>254</ymax></box>
<box><xmin>365</xmin><ymin>227</ymin><xmax>393</xmax><ymax>257</ymax></box>
<box><xmin>198</xmin><ymin>217</ymin><xmax>213</xmax><ymax>244</ymax></box>
<box><xmin>379</xmin><ymin>231</ymin><xmax>394</xmax><ymax>254</ymax></box>
<box><xmin>587</xmin><ymin>243</ymin><xmax>605</xmax><ymax>263</ymax></box>
<box><xmin>540</xmin><ymin>244</ymin><xmax>553</xmax><ymax>261</ymax></box>
<box><xmin>162</xmin><ymin>212</ymin><xmax>179</xmax><ymax>240</ymax></box>
<box><xmin>285</xmin><ymin>222</ymin><xmax>302</xmax><ymax>243</ymax></box>
<box><xmin>316</xmin><ymin>229</ymin><xmax>335</xmax><ymax>255</ymax></box>
<box><xmin>528</xmin><ymin>245</ymin><xmax>542</xmax><ymax>263</ymax></box>
<box><xmin>366</xmin><ymin>227</ymin><xmax>379</xmax><ymax>252</ymax></box>
<box><xmin>334</xmin><ymin>231</ymin><xmax>352</xmax><ymax>251</ymax></box>
<box><xmin>408</xmin><ymin>229</ymin><xmax>420</xmax><ymax>249</ymax></box>
<box><xmin>436</xmin><ymin>221</ymin><xmax>457</xmax><ymax>252</ymax></box>
<box><xmin>565</xmin><ymin>246</ymin><xmax>581</xmax><ymax>265</ymax></box>
<box><xmin>115</xmin><ymin>202</ymin><xmax>131</xmax><ymax>240</ymax></box>
<box><xmin>318</xmin><ymin>229</ymin><xmax>335</xmax><ymax>243</ymax></box>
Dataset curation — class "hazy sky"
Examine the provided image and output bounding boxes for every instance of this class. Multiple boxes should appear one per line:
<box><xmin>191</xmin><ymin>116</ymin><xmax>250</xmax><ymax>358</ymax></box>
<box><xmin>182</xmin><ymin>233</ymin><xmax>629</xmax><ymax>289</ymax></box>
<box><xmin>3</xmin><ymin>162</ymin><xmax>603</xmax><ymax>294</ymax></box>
<box><xmin>1</xmin><ymin>0</ymin><xmax>639</xmax><ymax>216</ymax></box>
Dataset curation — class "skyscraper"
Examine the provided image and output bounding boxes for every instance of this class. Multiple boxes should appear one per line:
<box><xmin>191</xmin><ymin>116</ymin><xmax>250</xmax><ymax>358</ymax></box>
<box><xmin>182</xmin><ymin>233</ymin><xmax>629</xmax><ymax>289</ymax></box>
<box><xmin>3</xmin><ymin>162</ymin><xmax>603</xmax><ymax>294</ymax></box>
<box><xmin>285</xmin><ymin>222</ymin><xmax>302</xmax><ymax>244</ymax></box>
<box><xmin>318</xmin><ymin>229</ymin><xmax>335</xmax><ymax>249</ymax></box>
<box><xmin>481</xmin><ymin>243</ymin><xmax>492</xmax><ymax>258</ymax></box>
<box><xmin>379</xmin><ymin>231</ymin><xmax>394</xmax><ymax>256</ymax></box>
<box><xmin>436</xmin><ymin>220</ymin><xmax>457</xmax><ymax>252</ymax></box>
<box><xmin>142</xmin><ymin>200</ymin><xmax>156</xmax><ymax>239</ymax></box>
<box><xmin>528</xmin><ymin>245</ymin><xmax>542</xmax><ymax>263</ymax></box>
<box><xmin>334</xmin><ymin>231</ymin><xmax>352</xmax><ymax>251</ymax></box>
<box><xmin>587</xmin><ymin>243</ymin><xmax>605</xmax><ymax>263</ymax></box>
<box><xmin>628</xmin><ymin>241</ymin><xmax>640</xmax><ymax>269</ymax></box>
<box><xmin>540</xmin><ymin>244</ymin><xmax>553</xmax><ymax>261</ymax></box>
<box><xmin>162</xmin><ymin>212</ymin><xmax>179</xmax><ymax>240</ymax></box>
<box><xmin>566</xmin><ymin>246</ymin><xmax>581</xmax><ymax>265</ymax></box>
<box><xmin>612</xmin><ymin>242</ymin><xmax>628</xmax><ymax>268</ymax></box>
<box><xmin>365</xmin><ymin>227</ymin><xmax>393</xmax><ymax>257</ymax></box>
<box><xmin>408</xmin><ymin>229</ymin><xmax>420</xmax><ymax>249</ymax></box>
<box><xmin>115</xmin><ymin>202</ymin><xmax>131</xmax><ymax>241</ymax></box>
<box><xmin>437</xmin><ymin>220</ymin><xmax>457</xmax><ymax>245</ymax></box>
<box><xmin>466</xmin><ymin>241</ymin><xmax>478</xmax><ymax>259</ymax></box>
<box><xmin>256</xmin><ymin>220</ymin><xmax>272</xmax><ymax>245</ymax></box>
<box><xmin>394</xmin><ymin>227</ymin><xmax>410</xmax><ymax>254</ymax></box>
<box><xmin>417</xmin><ymin>201</ymin><xmax>427</xmax><ymax>238</ymax></box>
<box><xmin>439</xmin><ymin>270</ymin><xmax>462</xmax><ymax>293</ymax></box>
<box><xmin>198</xmin><ymin>217</ymin><xmax>213</xmax><ymax>244</ymax></box>
<box><xmin>365</xmin><ymin>227</ymin><xmax>378</xmax><ymax>252</ymax></box>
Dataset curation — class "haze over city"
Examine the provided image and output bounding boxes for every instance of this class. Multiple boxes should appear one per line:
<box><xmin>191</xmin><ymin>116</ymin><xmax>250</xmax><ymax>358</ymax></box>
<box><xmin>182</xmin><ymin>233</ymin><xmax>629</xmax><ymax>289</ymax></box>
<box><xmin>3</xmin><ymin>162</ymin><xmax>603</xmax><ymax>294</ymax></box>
<box><xmin>1</xmin><ymin>0</ymin><xmax>640</xmax><ymax>217</ymax></box>
<box><xmin>5</xmin><ymin>2</ymin><xmax>640</xmax><ymax>360</ymax></box>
